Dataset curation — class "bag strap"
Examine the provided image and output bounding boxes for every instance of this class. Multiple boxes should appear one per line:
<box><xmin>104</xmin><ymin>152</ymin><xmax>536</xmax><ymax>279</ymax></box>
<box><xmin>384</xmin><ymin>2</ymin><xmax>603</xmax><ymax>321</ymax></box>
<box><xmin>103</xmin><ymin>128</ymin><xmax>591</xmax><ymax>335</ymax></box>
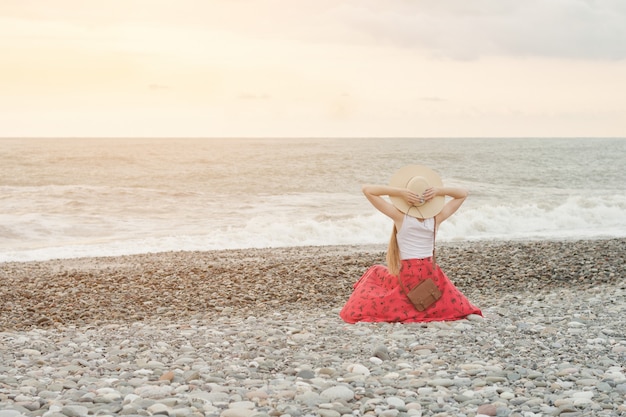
<box><xmin>397</xmin><ymin>216</ymin><xmax>438</xmax><ymax>294</ymax></box>
<box><xmin>432</xmin><ymin>216</ymin><xmax>437</xmax><ymax>270</ymax></box>
<box><xmin>397</xmin><ymin>271</ymin><xmax>409</xmax><ymax>295</ymax></box>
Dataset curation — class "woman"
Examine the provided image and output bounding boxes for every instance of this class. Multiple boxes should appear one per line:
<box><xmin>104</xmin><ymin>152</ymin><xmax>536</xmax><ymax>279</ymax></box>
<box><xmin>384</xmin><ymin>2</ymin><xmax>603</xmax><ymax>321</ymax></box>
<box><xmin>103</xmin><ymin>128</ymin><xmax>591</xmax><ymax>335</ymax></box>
<box><xmin>340</xmin><ymin>165</ymin><xmax>482</xmax><ymax>323</ymax></box>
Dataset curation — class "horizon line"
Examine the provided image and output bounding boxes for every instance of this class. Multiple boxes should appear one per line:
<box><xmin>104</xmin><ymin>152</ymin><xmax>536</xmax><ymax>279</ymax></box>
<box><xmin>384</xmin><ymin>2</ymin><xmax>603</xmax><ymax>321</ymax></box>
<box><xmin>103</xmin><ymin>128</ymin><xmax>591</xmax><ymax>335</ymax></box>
<box><xmin>1</xmin><ymin>136</ymin><xmax>625</xmax><ymax>140</ymax></box>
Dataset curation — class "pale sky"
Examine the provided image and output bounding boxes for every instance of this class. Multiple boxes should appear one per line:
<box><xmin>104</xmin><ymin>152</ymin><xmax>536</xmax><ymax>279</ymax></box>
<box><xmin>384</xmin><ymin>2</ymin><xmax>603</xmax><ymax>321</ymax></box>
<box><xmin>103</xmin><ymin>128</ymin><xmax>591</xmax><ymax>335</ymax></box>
<box><xmin>1</xmin><ymin>0</ymin><xmax>625</xmax><ymax>138</ymax></box>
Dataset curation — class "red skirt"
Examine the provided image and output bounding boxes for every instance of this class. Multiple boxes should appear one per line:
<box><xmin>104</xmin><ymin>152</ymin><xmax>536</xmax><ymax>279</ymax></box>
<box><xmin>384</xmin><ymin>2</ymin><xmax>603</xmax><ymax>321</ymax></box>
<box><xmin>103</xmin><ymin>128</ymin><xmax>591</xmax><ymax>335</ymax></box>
<box><xmin>339</xmin><ymin>258</ymin><xmax>482</xmax><ymax>323</ymax></box>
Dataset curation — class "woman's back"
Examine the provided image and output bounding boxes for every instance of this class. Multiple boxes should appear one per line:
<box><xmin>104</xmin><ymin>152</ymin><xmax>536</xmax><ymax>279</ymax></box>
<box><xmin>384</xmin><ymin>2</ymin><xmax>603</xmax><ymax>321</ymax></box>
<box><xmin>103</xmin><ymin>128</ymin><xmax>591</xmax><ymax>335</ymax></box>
<box><xmin>397</xmin><ymin>216</ymin><xmax>434</xmax><ymax>260</ymax></box>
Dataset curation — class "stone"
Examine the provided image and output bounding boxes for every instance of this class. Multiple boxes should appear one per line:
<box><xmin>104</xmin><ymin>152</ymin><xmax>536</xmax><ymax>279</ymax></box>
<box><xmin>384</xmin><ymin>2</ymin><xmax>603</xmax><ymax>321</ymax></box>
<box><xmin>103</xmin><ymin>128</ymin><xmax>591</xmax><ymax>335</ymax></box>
<box><xmin>60</xmin><ymin>405</ymin><xmax>89</xmax><ymax>417</ymax></box>
<box><xmin>295</xmin><ymin>391</ymin><xmax>323</xmax><ymax>407</ymax></box>
<box><xmin>220</xmin><ymin>409</ymin><xmax>258</xmax><ymax>417</ymax></box>
<box><xmin>386</xmin><ymin>396</ymin><xmax>405</xmax><ymax>408</ymax></box>
<box><xmin>147</xmin><ymin>403</ymin><xmax>171</xmax><ymax>415</ymax></box>
<box><xmin>476</xmin><ymin>404</ymin><xmax>497</xmax><ymax>416</ymax></box>
<box><xmin>373</xmin><ymin>345</ymin><xmax>391</xmax><ymax>361</ymax></box>
<box><xmin>296</xmin><ymin>369</ymin><xmax>315</xmax><ymax>379</ymax></box>
<box><xmin>159</xmin><ymin>371</ymin><xmax>175</xmax><ymax>382</ymax></box>
<box><xmin>0</xmin><ymin>412</ymin><xmax>26</xmax><ymax>417</ymax></box>
<box><xmin>346</xmin><ymin>363</ymin><xmax>370</xmax><ymax>376</ymax></box>
<box><xmin>320</xmin><ymin>386</ymin><xmax>354</xmax><ymax>402</ymax></box>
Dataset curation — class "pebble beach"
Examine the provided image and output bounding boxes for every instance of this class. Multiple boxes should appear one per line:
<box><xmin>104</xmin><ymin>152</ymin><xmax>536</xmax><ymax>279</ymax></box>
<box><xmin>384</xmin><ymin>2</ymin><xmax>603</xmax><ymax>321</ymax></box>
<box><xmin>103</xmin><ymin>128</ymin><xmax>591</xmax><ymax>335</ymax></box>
<box><xmin>1</xmin><ymin>239</ymin><xmax>625</xmax><ymax>417</ymax></box>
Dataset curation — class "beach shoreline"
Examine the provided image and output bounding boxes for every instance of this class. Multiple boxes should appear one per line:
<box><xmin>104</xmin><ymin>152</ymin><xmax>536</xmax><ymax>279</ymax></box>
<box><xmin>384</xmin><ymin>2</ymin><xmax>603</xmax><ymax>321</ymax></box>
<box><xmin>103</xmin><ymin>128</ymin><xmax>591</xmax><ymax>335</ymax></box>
<box><xmin>1</xmin><ymin>238</ymin><xmax>625</xmax><ymax>416</ymax></box>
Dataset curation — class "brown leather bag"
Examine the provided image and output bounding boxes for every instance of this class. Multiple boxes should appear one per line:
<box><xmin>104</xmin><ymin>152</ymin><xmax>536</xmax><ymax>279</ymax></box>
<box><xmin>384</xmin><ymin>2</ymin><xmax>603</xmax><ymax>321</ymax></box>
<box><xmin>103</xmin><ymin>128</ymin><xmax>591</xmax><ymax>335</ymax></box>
<box><xmin>405</xmin><ymin>278</ymin><xmax>442</xmax><ymax>311</ymax></box>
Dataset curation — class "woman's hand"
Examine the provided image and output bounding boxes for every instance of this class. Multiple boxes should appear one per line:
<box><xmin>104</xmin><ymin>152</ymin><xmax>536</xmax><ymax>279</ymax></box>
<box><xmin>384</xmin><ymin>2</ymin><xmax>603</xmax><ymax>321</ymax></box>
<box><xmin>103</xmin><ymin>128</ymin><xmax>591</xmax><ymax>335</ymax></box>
<box><xmin>402</xmin><ymin>188</ymin><xmax>431</xmax><ymax>206</ymax></box>
<box><xmin>422</xmin><ymin>187</ymin><xmax>439</xmax><ymax>201</ymax></box>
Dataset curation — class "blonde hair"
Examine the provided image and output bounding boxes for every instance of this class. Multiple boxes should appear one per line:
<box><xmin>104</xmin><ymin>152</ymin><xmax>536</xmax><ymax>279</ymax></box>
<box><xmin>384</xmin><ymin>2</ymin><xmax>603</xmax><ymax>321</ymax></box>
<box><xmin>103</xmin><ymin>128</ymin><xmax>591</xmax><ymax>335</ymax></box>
<box><xmin>386</xmin><ymin>224</ymin><xmax>401</xmax><ymax>277</ymax></box>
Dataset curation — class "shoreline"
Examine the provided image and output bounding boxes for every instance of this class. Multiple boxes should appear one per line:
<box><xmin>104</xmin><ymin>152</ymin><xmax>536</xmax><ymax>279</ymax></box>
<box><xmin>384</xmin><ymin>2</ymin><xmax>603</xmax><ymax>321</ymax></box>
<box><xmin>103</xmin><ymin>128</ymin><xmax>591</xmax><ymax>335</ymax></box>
<box><xmin>2</xmin><ymin>234</ymin><xmax>625</xmax><ymax>266</ymax></box>
<box><xmin>1</xmin><ymin>238</ymin><xmax>624</xmax><ymax>332</ymax></box>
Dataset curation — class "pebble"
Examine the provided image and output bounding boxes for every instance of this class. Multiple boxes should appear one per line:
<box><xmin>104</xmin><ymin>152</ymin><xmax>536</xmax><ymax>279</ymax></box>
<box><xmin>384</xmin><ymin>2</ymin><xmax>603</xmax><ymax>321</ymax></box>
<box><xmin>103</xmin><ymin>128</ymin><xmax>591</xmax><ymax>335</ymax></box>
<box><xmin>0</xmin><ymin>240</ymin><xmax>624</xmax><ymax>416</ymax></box>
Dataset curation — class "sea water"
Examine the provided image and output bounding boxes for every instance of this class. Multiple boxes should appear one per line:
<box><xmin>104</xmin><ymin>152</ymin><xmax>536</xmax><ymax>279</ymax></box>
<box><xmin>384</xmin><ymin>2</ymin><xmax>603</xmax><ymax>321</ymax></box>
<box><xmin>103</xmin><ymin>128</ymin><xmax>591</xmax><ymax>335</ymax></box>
<box><xmin>1</xmin><ymin>137</ymin><xmax>625</xmax><ymax>262</ymax></box>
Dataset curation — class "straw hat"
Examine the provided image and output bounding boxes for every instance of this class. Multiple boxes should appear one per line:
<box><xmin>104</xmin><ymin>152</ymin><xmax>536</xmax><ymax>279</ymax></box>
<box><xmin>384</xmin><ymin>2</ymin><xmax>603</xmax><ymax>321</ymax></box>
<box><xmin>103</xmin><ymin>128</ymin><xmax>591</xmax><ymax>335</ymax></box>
<box><xmin>388</xmin><ymin>165</ymin><xmax>445</xmax><ymax>219</ymax></box>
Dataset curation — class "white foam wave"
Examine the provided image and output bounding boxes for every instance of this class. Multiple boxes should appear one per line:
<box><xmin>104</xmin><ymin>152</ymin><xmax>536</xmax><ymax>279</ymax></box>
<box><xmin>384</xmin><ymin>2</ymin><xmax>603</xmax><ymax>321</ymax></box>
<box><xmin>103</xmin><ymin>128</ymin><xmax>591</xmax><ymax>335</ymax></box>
<box><xmin>2</xmin><ymin>194</ymin><xmax>625</xmax><ymax>263</ymax></box>
<box><xmin>442</xmin><ymin>194</ymin><xmax>626</xmax><ymax>240</ymax></box>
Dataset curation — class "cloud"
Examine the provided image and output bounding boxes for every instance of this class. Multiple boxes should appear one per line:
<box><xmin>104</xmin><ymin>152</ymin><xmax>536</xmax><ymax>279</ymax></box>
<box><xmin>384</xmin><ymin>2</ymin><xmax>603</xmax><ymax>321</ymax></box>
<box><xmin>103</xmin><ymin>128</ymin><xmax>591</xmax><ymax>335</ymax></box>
<box><xmin>7</xmin><ymin>1</ymin><xmax>624</xmax><ymax>61</ymax></box>
<box><xmin>335</xmin><ymin>0</ymin><xmax>626</xmax><ymax>60</ymax></box>
<box><xmin>238</xmin><ymin>93</ymin><xmax>270</xmax><ymax>100</ymax></box>
<box><xmin>420</xmin><ymin>97</ymin><xmax>446</xmax><ymax>102</ymax></box>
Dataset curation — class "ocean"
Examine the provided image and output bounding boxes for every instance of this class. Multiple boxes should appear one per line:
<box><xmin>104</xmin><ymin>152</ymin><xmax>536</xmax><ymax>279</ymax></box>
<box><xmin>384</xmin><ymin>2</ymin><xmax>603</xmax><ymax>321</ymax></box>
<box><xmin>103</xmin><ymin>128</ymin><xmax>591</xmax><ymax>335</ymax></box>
<box><xmin>1</xmin><ymin>137</ymin><xmax>625</xmax><ymax>263</ymax></box>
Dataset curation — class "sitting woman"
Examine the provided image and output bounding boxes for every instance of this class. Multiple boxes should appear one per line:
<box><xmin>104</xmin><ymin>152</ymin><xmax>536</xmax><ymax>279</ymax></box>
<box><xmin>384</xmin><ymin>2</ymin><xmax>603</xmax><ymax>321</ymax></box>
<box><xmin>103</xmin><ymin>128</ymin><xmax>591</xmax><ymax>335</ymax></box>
<box><xmin>340</xmin><ymin>165</ymin><xmax>482</xmax><ymax>323</ymax></box>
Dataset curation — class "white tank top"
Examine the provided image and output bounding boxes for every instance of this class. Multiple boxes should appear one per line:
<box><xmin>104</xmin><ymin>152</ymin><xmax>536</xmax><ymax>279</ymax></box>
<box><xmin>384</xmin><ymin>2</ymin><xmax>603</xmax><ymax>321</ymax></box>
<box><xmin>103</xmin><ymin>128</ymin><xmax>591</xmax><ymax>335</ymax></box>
<box><xmin>397</xmin><ymin>216</ymin><xmax>435</xmax><ymax>260</ymax></box>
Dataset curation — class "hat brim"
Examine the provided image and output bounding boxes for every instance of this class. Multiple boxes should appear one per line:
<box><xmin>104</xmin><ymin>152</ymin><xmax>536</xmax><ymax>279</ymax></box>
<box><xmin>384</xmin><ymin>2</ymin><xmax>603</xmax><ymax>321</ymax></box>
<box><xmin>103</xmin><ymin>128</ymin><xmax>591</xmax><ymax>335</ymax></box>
<box><xmin>388</xmin><ymin>165</ymin><xmax>445</xmax><ymax>219</ymax></box>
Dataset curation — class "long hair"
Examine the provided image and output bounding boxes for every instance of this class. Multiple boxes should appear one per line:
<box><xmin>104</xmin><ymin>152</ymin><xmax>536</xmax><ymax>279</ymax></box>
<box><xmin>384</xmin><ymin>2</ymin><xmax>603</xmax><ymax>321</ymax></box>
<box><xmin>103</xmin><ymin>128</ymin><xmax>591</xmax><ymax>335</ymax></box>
<box><xmin>386</xmin><ymin>224</ymin><xmax>401</xmax><ymax>276</ymax></box>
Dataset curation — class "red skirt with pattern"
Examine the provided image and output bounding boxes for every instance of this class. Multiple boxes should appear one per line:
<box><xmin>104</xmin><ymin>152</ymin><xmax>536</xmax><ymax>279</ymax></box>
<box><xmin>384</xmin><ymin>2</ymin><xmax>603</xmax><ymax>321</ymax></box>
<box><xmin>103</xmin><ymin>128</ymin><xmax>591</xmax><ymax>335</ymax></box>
<box><xmin>339</xmin><ymin>258</ymin><xmax>482</xmax><ymax>323</ymax></box>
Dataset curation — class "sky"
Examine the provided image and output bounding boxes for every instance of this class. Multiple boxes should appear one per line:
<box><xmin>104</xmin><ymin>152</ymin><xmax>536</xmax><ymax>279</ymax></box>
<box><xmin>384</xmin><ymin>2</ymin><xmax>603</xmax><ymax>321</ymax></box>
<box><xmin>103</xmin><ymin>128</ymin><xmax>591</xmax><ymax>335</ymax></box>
<box><xmin>1</xmin><ymin>0</ymin><xmax>625</xmax><ymax>138</ymax></box>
